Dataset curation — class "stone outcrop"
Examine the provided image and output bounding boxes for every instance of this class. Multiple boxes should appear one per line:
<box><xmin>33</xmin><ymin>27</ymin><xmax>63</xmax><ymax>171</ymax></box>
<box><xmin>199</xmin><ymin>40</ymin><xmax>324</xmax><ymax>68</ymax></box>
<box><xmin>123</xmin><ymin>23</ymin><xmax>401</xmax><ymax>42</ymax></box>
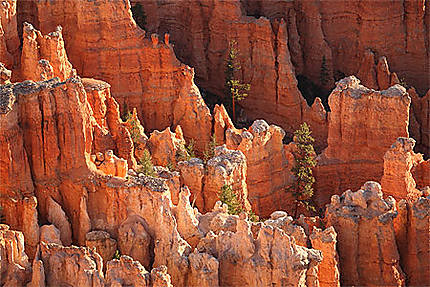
<box><xmin>37</xmin><ymin>242</ymin><xmax>104</xmax><ymax>286</ymax></box>
<box><xmin>187</xmin><ymin>251</ymin><xmax>219</xmax><ymax>287</ymax></box>
<box><xmin>394</xmin><ymin>197</ymin><xmax>430</xmax><ymax>286</ymax></box>
<box><xmin>178</xmin><ymin>158</ymin><xmax>205</xmax><ymax>211</ymax></box>
<box><xmin>325</xmin><ymin>181</ymin><xmax>405</xmax><ymax>286</ymax></box>
<box><xmin>23</xmin><ymin>0</ymin><xmax>212</xmax><ymax>152</ymax></box>
<box><xmin>174</xmin><ymin>187</ymin><xmax>203</xmax><ymax>248</ymax></box>
<box><xmin>105</xmin><ymin>255</ymin><xmax>150</xmax><ymax>287</ymax></box>
<box><xmin>412</xmin><ymin>159</ymin><xmax>430</xmax><ymax>189</ymax></box>
<box><xmin>203</xmin><ymin>145</ymin><xmax>250</xmax><ymax>212</ymax></box>
<box><xmin>264</xmin><ymin>211</ymin><xmax>307</xmax><ymax>247</ymax></box>
<box><xmin>314</xmin><ymin>76</ymin><xmax>411</xmax><ymax>208</ymax></box>
<box><xmin>20</xmin><ymin>23</ymin><xmax>73</xmax><ymax>81</ymax></box>
<box><xmin>0</xmin><ymin>225</ymin><xmax>31</xmax><ymax>286</ymax></box>
<box><xmin>357</xmin><ymin>50</ymin><xmax>400</xmax><ymax>90</ymax></box>
<box><xmin>46</xmin><ymin>196</ymin><xmax>72</xmax><ymax>246</ymax></box>
<box><xmin>117</xmin><ymin>215</ymin><xmax>152</xmax><ymax>270</ymax></box>
<box><xmin>309</xmin><ymin>226</ymin><xmax>340</xmax><ymax>287</ymax></box>
<box><xmin>85</xmin><ymin>230</ymin><xmax>117</xmax><ymax>265</ymax></box>
<box><xmin>0</xmin><ymin>0</ymin><xmax>20</xmax><ymax>67</ymax></box>
<box><xmin>0</xmin><ymin>74</ymin><xmax>39</xmax><ymax>256</ymax></box>
<box><xmin>409</xmin><ymin>88</ymin><xmax>430</xmax><ymax>157</ymax></box>
<box><xmin>381</xmin><ymin>138</ymin><xmax>423</xmax><ymax>202</ymax></box>
<box><xmin>137</xmin><ymin>0</ymin><xmax>328</xmax><ymax>148</ymax></box>
<box><xmin>39</xmin><ymin>225</ymin><xmax>62</xmax><ymax>245</ymax></box>
<box><xmin>242</xmin><ymin>0</ymin><xmax>429</xmax><ymax>93</ymax></box>
<box><xmin>0</xmin><ymin>62</ymin><xmax>11</xmax><ymax>84</ymax></box>
<box><xmin>197</xmin><ymin>212</ymin><xmax>322</xmax><ymax>286</ymax></box>
<box><xmin>147</xmin><ymin>126</ymin><xmax>186</xmax><ymax>167</ymax></box>
<box><xmin>226</xmin><ymin>119</ymin><xmax>295</xmax><ymax>217</ymax></box>
<box><xmin>83</xmin><ymin>78</ymin><xmax>137</xmax><ymax>170</ymax></box>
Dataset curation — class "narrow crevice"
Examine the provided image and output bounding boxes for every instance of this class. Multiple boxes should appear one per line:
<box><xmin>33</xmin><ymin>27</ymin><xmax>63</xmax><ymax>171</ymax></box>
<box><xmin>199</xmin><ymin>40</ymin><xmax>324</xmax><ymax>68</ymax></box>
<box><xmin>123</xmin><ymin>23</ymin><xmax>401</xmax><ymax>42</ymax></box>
<box><xmin>270</xmin><ymin>21</ymin><xmax>280</xmax><ymax>105</ymax></box>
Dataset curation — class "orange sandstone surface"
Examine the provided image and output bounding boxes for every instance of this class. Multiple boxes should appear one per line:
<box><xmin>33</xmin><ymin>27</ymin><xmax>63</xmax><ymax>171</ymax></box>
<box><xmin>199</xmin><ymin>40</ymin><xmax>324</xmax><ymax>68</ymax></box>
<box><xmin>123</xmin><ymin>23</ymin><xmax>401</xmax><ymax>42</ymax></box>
<box><xmin>0</xmin><ymin>0</ymin><xmax>429</xmax><ymax>286</ymax></box>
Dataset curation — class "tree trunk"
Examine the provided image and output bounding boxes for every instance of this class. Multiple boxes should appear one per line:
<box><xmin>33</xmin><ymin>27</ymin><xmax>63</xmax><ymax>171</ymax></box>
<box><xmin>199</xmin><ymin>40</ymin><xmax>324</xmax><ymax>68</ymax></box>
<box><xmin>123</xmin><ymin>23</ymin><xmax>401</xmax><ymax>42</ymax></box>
<box><xmin>232</xmin><ymin>97</ymin><xmax>236</xmax><ymax>123</ymax></box>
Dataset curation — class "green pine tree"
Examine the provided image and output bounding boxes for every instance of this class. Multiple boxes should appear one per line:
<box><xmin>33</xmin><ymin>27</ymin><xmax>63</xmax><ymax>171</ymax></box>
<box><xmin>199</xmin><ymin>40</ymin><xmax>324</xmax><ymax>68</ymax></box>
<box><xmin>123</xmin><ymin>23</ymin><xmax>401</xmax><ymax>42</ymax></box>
<box><xmin>203</xmin><ymin>134</ymin><xmax>217</xmax><ymax>163</ymax></box>
<box><xmin>137</xmin><ymin>149</ymin><xmax>156</xmax><ymax>177</ymax></box>
<box><xmin>287</xmin><ymin>122</ymin><xmax>317</xmax><ymax>217</ymax></box>
<box><xmin>225</xmin><ymin>40</ymin><xmax>250</xmax><ymax>123</ymax></box>
<box><xmin>219</xmin><ymin>184</ymin><xmax>259</xmax><ymax>222</ymax></box>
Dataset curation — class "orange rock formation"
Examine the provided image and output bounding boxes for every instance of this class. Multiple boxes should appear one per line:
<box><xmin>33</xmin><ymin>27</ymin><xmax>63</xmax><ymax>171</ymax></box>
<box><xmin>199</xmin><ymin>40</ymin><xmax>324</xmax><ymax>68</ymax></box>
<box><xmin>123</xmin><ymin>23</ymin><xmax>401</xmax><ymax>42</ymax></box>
<box><xmin>325</xmin><ymin>181</ymin><xmax>405</xmax><ymax>286</ymax></box>
<box><xmin>0</xmin><ymin>0</ymin><xmax>429</xmax><ymax>286</ymax></box>
<box><xmin>314</xmin><ymin>76</ymin><xmax>411</xmax><ymax>208</ymax></box>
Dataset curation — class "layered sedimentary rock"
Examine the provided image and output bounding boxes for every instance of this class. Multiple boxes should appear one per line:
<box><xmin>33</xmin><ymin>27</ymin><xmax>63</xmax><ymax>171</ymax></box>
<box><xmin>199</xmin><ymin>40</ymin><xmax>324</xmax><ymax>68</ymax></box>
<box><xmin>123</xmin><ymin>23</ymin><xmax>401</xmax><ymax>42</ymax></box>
<box><xmin>314</xmin><ymin>76</ymin><xmax>410</xmax><ymax>208</ymax></box>
<box><xmin>0</xmin><ymin>62</ymin><xmax>11</xmax><ymax>84</ymax></box>
<box><xmin>381</xmin><ymin>138</ymin><xmax>423</xmax><ymax>202</ymax></box>
<box><xmin>85</xmin><ymin>230</ymin><xmax>117</xmax><ymax>264</ymax></box>
<box><xmin>20</xmin><ymin>23</ymin><xmax>73</xmax><ymax>81</ymax></box>
<box><xmin>178</xmin><ymin>158</ymin><xmax>205</xmax><ymax>211</ymax></box>
<box><xmin>83</xmin><ymin>78</ymin><xmax>137</xmax><ymax>170</ymax></box>
<box><xmin>226</xmin><ymin>119</ymin><xmax>295</xmax><ymax>217</ymax></box>
<box><xmin>0</xmin><ymin>0</ymin><xmax>20</xmax><ymax>67</ymax></box>
<box><xmin>203</xmin><ymin>145</ymin><xmax>251</xmax><ymax>212</ymax></box>
<box><xmin>357</xmin><ymin>50</ymin><xmax>400</xmax><ymax>90</ymax></box>
<box><xmin>241</xmin><ymin>0</ymin><xmax>429</xmax><ymax>93</ymax></box>
<box><xmin>197</xmin><ymin>212</ymin><xmax>322</xmax><ymax>286</ymax></box>
<box><xmin>138</xmin><ymin>0</ymin><xmax>328</xmax><ymax>146</ymax></box>
<box><xmin>412</xmin><ymin>159</ymin><xmax>430</xmax><ymax>189</ymax></box>
<box><xmin>117</xmin><ymin>215</ymin><xmax>152</xmax><ymax>270</ymax></box>
<box><xmin>409</xmin><ymin>88</ymin><xmax>430</xmax><ymax>156</ymax></box>
<box><xmin>309</xmin><ymin>227</ymin><xmax>340</xmax><ymax>287</ymax></box>
<box><xmin>147</xmin><ymin>126</ymin><xmax>186</xmax><ymax>167</ymax></box>
<box><xmin>0</xmin><ymin>225</ymin><xmax>31</xmax><ymax>286</ymax></box>
<box><xmin>325</xmin><ymin>181</ymin><xmax>405</xmax><ymax>286</ymax></box>
<box><xmin>21</xmin><ymin>0</ymin><xmax>212</xmax><ymax>151</ymax></box>
<box><xmin>395</xmin><ymin>197</ymin><xmax>430</xmax><ymax>286</ymax></box>
<box><xmin>0</xmin><ymin>73</ymin><xmax>40</xmax><ymax>257</ymax></box>
<box><xmin>105</xmin><ymin>255</ymin><xmax>150</xmax><ymax>287</ymax></box>
<box><xmin>37</xmin><ymin>242</ymin><xmax>104</xmax><ymax>287</ymax></box>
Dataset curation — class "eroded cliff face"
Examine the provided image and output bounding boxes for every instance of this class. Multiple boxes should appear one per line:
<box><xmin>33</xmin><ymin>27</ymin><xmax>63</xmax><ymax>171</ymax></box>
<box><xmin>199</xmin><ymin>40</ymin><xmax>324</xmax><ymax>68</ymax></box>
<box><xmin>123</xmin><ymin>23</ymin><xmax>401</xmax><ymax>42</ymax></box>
<box><xmin>134</xmin><ymin>0</ymin><xmax>329</xmax><ymax>149</ymax></box>
<box><xmin>134</xmin><ymin>0</ymin><xmax>429</xmax><ymax>154</ymax></box>
<box><xmin>326</xmin><ymin>182</ymin><xmax>405</xmax><ymax>287</ymax></box>
<box><xmin>314</xmin><ymin>76</ymin><xmax>411</xmax><ymax>208</ymax></box>
<box><xmin>15</xmin><ymin>0</ymin><xmax>213</xmax><ymax>152</ymax></box>
<box><xmin>241</xmin><ymin>0</ymin><xmax>429</xmax><ymax>93</ymax></box>
<box><xmin>1</xmin><ymin>0</ymin><xmax>429</xmax><ymax>286</ymax></box>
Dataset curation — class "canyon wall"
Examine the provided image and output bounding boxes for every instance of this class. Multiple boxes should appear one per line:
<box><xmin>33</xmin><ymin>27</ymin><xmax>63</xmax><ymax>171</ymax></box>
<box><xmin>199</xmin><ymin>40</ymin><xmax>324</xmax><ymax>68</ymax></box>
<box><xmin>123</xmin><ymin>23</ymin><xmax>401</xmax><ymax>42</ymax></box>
<box><xmin>314</xmin><ymin>76</ymin><xmax>411</xmax><ymax>208</ymax></box>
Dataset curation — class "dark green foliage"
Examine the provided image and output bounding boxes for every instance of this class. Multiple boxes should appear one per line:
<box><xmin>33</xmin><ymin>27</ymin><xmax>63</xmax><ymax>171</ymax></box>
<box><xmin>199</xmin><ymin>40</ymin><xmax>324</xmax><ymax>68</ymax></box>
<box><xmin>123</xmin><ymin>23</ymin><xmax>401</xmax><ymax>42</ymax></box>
<box><xmin>176</xmin><ymin>139</ymin><xmax>196</xmax><ymax>163</ymax></box>
<box><xmin>203</xmin><ymin>134</ymin><xmax>217</xmax><ymax>163</ymax></box>
<box><xmin>137</xmin><ymin>149</ymin><xmax>156</xmax><ymax>177</ymax></box>
<box><xmin>219</xmin><ymin>184</ymin><xmax>259</xmax><ymax>222</ymax></box>
<box><xmin>287</xmin><ymin>122</ymin><xmax>317</xmax><ymax>217</ymax></box>
<box><xmin>225</xmin><ymin>40</ymin><xmax>250</xmax><ymax>122</ymax></box>
<box><xmin>219</xmin><ymin>184</ymin><xmax>242</xmax><ymax>215</ymax></box>
<box><xmin>113</xmin><ymin>249</ymin><xmax>121</xmax><ymax>260</ymax></box>
<box><xmin>131</xmin><ymin>3</ymin><xmax>147</xmax><ymax>30</ymax></box>
<box><xmin>124</xmin><ymin>110</ymin><xmax>144</xmax><ymax>144</ymax></box>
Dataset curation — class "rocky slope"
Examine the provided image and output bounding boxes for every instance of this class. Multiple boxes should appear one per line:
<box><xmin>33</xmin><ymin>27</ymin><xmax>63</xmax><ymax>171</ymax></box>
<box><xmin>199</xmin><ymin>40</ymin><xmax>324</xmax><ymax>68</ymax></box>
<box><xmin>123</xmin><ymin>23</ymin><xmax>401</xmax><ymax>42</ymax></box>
<box><xmin>0</xmin><ymin>0</ymin><xmax>429</xmax><ymax>286</ymax></box>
